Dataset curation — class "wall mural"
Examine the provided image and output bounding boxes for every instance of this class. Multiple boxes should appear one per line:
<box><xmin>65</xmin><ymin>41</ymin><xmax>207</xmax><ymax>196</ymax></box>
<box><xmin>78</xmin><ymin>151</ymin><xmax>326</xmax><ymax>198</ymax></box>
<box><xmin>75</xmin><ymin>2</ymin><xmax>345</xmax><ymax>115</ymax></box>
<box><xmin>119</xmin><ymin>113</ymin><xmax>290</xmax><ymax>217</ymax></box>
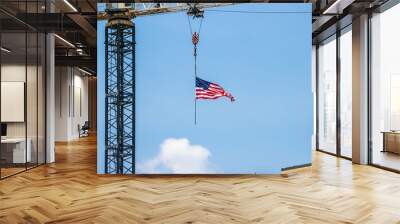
<box><xmin>97</xmin><ymin>3</ymin><xmax>313</xmax><ymax>174</ymax></box>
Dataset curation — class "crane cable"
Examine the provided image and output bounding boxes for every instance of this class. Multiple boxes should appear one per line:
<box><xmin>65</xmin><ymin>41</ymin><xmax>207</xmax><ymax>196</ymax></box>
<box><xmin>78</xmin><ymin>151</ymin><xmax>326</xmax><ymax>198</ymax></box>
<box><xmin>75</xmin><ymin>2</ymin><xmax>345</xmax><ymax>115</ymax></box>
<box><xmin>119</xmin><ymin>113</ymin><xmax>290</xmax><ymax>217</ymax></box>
<box><xmin>187</xmin><ymin>15</ymin><xmax>203</xmax><ymax>59</ymax></box>
<box><xmin>187</xmin><ymin>11</ymin><xmax>204</xmax><ymax>125</ymax></box>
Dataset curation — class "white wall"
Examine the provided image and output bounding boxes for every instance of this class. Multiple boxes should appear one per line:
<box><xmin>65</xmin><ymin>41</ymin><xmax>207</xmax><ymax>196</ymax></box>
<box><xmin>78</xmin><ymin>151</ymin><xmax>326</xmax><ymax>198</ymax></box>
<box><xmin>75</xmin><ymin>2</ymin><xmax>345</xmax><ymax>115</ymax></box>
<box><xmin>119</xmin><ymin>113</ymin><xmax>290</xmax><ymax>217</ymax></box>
<box><xmin>1</xmin><ymin>63</ymin><xmax>47</xmax><ymax>164</ymax></box>
<box><xmin>71</xmin><ymin>72</ymin><xmax>89</xmax><ymax>138</ymax></box>
<box><xmin>1</xmin><ymin>65</ymin><xmax>26</xmax><ymax>138</ymax></box>
<box><xmin>55</xmin><ymin>67</ymin><xmax>89</xmax><ymax>141</ymax></box>
<box><xmin>1</xmin><ymin>64</ymin><xmax>42</xmax><ymax>138</ymax></box>
<box><xmin>55</xmin><ymin>66</ymin><xmax>69</xmax><ymax>141</ymax></box>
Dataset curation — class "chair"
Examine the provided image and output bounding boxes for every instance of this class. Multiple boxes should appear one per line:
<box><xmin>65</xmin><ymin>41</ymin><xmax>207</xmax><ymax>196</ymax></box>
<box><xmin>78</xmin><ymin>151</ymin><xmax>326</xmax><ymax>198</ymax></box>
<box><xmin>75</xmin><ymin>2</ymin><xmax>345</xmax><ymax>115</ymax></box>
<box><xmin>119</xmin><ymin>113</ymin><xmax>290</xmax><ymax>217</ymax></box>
<box><xmin>79</xmin><ymin>121</ymin><xmax>90</xmax><ymax>138</ymax></box>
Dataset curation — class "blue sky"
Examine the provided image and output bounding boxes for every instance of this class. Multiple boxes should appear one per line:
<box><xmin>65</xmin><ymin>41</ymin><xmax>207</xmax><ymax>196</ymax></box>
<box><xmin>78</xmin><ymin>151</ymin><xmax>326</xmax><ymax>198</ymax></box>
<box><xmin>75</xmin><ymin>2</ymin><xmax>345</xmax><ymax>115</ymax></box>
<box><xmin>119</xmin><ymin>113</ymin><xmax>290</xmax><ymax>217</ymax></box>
<box><xmin>98</xmin><ymin>3</ymin><xmax>312</xmax><ymax>174</ymax></box>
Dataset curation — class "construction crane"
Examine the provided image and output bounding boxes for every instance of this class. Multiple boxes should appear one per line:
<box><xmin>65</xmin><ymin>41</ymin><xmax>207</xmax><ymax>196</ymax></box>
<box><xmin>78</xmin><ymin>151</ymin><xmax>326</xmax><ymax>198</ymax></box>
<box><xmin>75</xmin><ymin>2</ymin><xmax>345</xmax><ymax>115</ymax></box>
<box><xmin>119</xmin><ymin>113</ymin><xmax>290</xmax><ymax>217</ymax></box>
<box><xmin>98</xmin><ymin>3</ymin><xmax>232</xmax><ymax>20</ymax></box>
<box><xmin>103</xmin><ymin>7</ymin><xmax>135</xmax><ymax>175</ymax></box>
<box><xmin>99</xmin><ymin>3</ymin><xmax>231</xmax><ymax>174</ymax></box>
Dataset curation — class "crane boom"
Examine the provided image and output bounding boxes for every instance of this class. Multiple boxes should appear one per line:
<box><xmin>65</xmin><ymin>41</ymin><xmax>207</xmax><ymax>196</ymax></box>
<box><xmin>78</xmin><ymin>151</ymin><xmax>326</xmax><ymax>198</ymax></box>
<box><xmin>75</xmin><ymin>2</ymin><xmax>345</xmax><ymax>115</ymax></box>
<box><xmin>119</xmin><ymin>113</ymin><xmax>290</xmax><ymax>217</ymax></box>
<box><xmin>97</xmin><ymin>3</ymin><xmax>233</xmax><ymax>20</ymax></box>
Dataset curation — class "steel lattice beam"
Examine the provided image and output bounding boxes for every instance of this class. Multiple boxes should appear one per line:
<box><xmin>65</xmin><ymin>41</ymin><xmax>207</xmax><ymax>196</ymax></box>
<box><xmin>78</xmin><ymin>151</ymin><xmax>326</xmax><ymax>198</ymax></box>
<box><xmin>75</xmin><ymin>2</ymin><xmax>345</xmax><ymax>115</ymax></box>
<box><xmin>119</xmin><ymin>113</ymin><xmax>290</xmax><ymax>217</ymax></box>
<box><xmin>105</xmin><ymin>11</ymin><xmax>135</xmax><ymax>174</ymax></box>
<box><xmin>97</xmin><ymin>3</ymin><xmax>233</xmax><ymax>20</ymax></box>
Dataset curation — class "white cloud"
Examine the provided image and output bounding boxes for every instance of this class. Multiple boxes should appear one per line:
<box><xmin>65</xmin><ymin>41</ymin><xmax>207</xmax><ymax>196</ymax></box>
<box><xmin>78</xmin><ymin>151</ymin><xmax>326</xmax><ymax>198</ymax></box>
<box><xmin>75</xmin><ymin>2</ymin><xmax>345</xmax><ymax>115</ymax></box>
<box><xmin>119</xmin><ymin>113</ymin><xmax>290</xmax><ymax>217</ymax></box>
<box><xmin>138</xmin><ymin>138</ymin><xmax>213</xmax><ymax>174</ymax></box>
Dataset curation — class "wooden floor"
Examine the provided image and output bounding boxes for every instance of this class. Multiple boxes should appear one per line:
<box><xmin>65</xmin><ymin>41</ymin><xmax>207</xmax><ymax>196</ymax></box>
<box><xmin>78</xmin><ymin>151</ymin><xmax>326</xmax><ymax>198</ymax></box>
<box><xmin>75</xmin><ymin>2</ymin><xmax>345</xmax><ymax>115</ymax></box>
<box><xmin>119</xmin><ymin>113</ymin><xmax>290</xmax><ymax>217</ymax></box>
<box><xmin>1</xmin><ymin>136</ymin><xmax>400</xmax><ymax>223</ymax></box>
<box><xmin>0</xmin><ymin>167</ymin><xmax>26</xmax><ymax>178</ymax></box>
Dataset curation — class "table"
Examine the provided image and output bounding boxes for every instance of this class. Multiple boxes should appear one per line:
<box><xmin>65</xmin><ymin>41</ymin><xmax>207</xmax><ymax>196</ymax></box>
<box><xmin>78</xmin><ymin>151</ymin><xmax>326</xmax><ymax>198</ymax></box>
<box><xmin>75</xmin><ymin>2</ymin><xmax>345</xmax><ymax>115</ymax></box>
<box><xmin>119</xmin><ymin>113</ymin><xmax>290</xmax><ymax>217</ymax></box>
<box><xmin>1</xmin><ymin>138</ymin><xmax>31</xmax><ymax>164</ymax></box>
<box><xmin>381</xmin><ymin>131</ymin><xmax>400</xmax><ymax>154</ymax></box>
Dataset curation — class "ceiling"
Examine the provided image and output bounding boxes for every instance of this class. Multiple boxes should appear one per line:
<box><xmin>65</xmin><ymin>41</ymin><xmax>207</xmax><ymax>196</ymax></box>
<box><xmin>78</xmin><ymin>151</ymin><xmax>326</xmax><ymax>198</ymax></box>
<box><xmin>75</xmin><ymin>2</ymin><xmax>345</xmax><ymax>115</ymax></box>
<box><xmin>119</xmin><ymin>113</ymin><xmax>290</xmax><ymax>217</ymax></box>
<box><xmin>0</xmin><ymin>0</ymin><xmax>97</xmax><ymax>74</ymax></box>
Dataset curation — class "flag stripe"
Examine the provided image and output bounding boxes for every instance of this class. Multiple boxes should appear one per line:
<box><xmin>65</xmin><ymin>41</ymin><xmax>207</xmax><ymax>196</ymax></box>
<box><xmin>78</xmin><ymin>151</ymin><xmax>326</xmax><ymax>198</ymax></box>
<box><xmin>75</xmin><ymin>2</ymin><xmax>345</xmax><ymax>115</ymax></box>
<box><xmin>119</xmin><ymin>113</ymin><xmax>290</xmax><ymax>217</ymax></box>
<box><xmin>196</xmin><ymin>77</ymin><xmax>235</xmax><ymax>102</ymax></box>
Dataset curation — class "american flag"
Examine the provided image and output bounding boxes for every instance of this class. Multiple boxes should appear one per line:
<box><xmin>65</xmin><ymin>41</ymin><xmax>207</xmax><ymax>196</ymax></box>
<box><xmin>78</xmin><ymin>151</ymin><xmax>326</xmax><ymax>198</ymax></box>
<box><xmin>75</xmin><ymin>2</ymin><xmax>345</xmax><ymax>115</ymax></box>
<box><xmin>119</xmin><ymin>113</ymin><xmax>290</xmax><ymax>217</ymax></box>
<box><xmin>195</xmin><ymin>77</ymin><xmax>235</xmax><ymax>102</ymax></box>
